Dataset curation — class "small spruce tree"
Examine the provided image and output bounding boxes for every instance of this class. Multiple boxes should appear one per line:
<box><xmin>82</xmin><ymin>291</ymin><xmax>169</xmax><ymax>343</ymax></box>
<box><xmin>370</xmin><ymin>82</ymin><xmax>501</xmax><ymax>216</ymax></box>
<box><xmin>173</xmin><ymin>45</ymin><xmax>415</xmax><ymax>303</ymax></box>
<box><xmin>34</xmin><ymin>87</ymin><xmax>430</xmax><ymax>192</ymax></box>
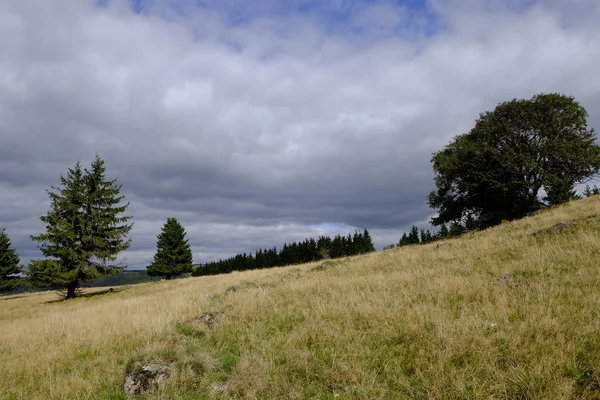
<box><xmin>398</xmin><ymin>233</ymin><xmax>409</xmax><ymax>247</ymax></box>
<box><xmin>408</xmin><ymin>226</ymin><xmax>420</xmax><ymax>245</ymax></box>
<box><xmin>544</xmin><ymin>178</ymin><xmax>580</xmax><ymax>205</ymax></box>
<box><xmin>147</xmin><ymin>218</ymin><xmax>193</xmax><ymax>280</ymax></box>
<box><xmin>361</xmin><ymin>229</ymin><xmax>375</xmax><ymax>253</ymax></box>
<box><xmin>583</xmin><ymin>184</ymin><xmax>600</xmax><ymax>198</ymax></box>
<box><xmin>438</xmin><ymin>224</ymin><xmax>450</xmax><ymax>239</ymax></box>
<box><xmin>0</xmin><ymin>228</ymin><xmax>22</xmax><ymax>292</ymax></box>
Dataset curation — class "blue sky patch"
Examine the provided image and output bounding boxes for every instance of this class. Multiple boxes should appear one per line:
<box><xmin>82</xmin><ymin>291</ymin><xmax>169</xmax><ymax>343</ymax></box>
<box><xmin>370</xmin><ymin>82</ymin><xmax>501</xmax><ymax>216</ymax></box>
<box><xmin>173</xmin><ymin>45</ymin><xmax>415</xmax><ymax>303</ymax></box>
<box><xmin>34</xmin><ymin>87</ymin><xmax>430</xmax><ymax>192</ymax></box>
<box><xmin>96</xmin><ymin>0</ymin><xmax>444</xmax><ymax>39</ymax></box>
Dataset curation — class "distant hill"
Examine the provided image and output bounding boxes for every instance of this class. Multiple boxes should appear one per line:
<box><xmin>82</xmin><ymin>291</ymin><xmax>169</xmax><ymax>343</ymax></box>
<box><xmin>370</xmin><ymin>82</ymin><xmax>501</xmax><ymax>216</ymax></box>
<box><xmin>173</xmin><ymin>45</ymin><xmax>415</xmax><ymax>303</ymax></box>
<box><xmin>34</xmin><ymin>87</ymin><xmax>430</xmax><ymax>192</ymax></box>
<box><xmin>87</xmin><ymin>270</ymin><xmax>192</xmax><ymax>287</ymax></box>
<box><xmin>83</xmin><ymin>270</ymin><xmax>164</xmax><ymax>287</ymax></box>
<box><xmin>1</xmin><ymin>270</ymin><xmax>191</xmax><ymax>296</ymax></box>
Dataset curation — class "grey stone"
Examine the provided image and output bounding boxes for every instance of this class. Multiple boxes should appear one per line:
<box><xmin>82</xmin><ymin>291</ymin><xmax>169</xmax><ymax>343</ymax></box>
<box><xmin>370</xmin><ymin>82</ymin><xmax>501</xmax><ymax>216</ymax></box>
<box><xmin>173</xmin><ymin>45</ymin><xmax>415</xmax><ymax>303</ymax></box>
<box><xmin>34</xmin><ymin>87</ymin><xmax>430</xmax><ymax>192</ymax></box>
<box><xmin>496</xmin><ymin>273</ymin><xmax>515</xmax><ymax>286</ymax></box>
<box><xmin>124</xmin><ymin>363</ymin><xmax>172</xmax><ymax>395</ymax></box>
<box><xmin>210</xmin><ymin>381</ymin><xmax>230</xmax><ymax>396</ymax></box>
<box><xmin>197</xmin><ymin>311</ymin><xmax>224</xmax><ymax>328</ymax></box>
<box><xmin>546</xmin><ymin>221</ymin><xmax>574</xmax><ymax>234</ymax></box>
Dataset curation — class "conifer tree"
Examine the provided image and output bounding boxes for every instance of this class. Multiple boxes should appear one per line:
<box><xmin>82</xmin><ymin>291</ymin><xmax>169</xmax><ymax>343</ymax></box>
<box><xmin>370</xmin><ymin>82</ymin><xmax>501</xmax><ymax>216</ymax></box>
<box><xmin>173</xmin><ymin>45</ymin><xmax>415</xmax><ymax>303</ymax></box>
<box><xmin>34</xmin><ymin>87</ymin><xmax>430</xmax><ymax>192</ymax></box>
<box><xmin>583</xmin><ymin>185</ymin><xmax>593</xmax><ymax>198</ymax></box>
<box><xmin>449</xmin><ymin>222</ymin><xmax>466</xmax><ymax>237</ymax></box>
<box><xmin>398</xmin><ymin>232</ymin><xmax>409</xmax><ymax>247</ymax></box>
<box><xmin>147</xmin><ymin>218</ymin><xmax>193</xmax><ymax>280</ymax></box>
<box><xmin>438</xmin><ymin>224</ymin><xmax>450</xmax><ymax>239</ymax></box>
<box><xmin>361</xmin><ymin>229</ymin><xmax>375</xmax><ymax>253</ymax></box>
<box><xmin>544</xmin><ymin>179</ymin><xmax>580</xmax><ymax>205</ymax></box>
<box><xmin>408</xmin><ymin>226</ymin><xmax>420</xmax><ymax>245</ymax></box>
<box><xmin>29</xmin><ymin>156</ymin><xmax>132</xmax><ymax>298</ymax></box>
<box><xmin>0</xmin><ymin>228</ymin><xmax>22</xmax><ymax>292</ymax></box>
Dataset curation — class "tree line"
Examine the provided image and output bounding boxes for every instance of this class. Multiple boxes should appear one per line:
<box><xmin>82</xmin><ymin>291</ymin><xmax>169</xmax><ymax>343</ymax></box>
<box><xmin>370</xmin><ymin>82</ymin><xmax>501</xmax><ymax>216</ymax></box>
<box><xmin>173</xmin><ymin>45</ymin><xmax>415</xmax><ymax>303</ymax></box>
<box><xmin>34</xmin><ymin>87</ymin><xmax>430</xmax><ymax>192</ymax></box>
<box><xmin>382</xmin><ymin>222</ymin><xmax>467</xmax><ymax>250</ymax></box>
<box><xmin>192</xmin><ymin>230</ymin><xmax>375</xmax><ymax>276</ymax></box>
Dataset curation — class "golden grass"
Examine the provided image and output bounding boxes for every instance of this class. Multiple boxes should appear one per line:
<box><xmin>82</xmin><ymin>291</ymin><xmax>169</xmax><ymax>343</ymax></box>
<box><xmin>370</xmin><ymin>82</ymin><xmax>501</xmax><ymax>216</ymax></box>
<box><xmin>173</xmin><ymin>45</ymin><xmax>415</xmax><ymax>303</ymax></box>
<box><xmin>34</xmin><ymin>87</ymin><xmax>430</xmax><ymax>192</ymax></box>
<box><xmin>2</xmin><ymin>197</ymin><xmax>600</xmax><ymax>399</ymax></box>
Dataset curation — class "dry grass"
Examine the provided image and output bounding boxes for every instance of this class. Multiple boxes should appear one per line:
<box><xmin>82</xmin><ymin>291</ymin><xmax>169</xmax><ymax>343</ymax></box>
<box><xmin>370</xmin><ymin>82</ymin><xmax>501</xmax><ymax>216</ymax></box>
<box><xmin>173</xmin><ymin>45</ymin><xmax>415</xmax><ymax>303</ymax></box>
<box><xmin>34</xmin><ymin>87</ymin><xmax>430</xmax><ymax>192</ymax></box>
<box><xmin>2</xmin><ymin>197</ymin><xmax>600</xmax><ymax>399</ymax></box>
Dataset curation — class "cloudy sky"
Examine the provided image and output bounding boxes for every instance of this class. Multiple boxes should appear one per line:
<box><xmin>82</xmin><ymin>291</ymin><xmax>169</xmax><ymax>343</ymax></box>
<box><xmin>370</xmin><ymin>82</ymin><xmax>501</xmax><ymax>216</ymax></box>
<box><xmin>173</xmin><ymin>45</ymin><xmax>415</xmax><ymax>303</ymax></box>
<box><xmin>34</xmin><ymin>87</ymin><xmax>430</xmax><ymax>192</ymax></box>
<box><xmin>1</xmin><ymin>0</ymin><xmax>599</xmax><ymax>269</ymax></box>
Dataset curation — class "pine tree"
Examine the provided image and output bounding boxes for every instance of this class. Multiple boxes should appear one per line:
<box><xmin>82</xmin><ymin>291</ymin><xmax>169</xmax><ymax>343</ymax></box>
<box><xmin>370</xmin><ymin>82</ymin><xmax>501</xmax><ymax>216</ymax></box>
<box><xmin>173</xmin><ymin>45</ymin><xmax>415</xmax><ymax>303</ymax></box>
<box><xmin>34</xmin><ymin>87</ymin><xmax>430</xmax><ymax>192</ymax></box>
<box><xmin>583</xmin><ymin>185</ymin><xmax>600</xmax><ymax>198</ymax></box>
<box><xmin>449</xmin><ymin>222</ymin><xmax>465</xmax><ymax>237</ymax></box>
<box><xmin>361</xmin><ymin>229</ymin><xmax>375</xmax><ymax>253</ymax></box>
<box><xmin>29</xmin><ymin>157</ymin><xmax>132</xmax><ymax>298</ymax></box>
<box><xmin>147</xmin><ymin>218</ymin><xmax>193</xmax><ymax>280</ymax></box>
<box><xmin>544</xmin><ymin>179</ymin><xmax>580</xmax><ymax>206</ymax></box>
<box><xmin>83</xmin><ymin>156</ymin><xmax>132</xmax><ymax>265</ymax></box>
<box><xmin>398</xmin><ymin>233</ymin><xmax>409</xmax><ymax>247</ymax></box>
<box><xmin>0</xmin><ymin>228</ymin><xmax>22</xmax><ymax>292</ymax></box>
<box><xmin>408</xmin><ymin>226</ymin><xmax>420</xmax><ymax>244</ymax></box>
<box><xmin>438</xmin><ymin>224</ymin><xmax>450</xmax><ymax>239</ymax></box>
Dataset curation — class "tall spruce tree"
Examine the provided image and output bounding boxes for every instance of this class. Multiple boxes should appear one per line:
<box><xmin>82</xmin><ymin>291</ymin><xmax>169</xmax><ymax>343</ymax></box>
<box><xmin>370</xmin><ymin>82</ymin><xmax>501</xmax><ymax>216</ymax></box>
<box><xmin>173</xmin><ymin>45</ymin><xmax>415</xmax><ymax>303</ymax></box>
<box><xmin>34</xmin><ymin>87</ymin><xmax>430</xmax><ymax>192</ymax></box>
<box><xmin>29</xmin><ymin>156</ymin><xmax>132</xmax><ymax>299</ymax></box>
<box><xmin>0</xmin><ymin>228</ymin><xmax>22</xmax><ymax>292</ymax></box>
<box><xmin>147</xmin><ymin>218</ymin><xmax>193</xmax><ymax>280</ymax></box>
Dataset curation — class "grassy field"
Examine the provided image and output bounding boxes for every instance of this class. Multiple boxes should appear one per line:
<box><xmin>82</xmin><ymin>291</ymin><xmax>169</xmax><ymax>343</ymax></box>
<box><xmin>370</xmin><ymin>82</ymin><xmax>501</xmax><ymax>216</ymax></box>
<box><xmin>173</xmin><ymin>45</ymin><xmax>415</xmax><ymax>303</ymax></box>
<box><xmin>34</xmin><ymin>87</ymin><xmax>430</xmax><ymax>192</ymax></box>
<box><xmin>2</xmin><ymin>197</ymin><xmax>600</xmax><ymax>399</ymax></box>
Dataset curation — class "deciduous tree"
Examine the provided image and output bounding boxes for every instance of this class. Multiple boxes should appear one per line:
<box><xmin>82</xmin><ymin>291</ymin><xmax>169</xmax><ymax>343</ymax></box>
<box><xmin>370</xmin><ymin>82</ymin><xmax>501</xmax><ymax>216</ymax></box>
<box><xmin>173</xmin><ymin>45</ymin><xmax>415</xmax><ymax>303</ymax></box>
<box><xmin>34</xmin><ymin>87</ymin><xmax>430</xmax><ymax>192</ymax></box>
<box><xmin>428</xmin><ymin>93</ymin><xmax>600</xmax><ymax>229</ymax></box>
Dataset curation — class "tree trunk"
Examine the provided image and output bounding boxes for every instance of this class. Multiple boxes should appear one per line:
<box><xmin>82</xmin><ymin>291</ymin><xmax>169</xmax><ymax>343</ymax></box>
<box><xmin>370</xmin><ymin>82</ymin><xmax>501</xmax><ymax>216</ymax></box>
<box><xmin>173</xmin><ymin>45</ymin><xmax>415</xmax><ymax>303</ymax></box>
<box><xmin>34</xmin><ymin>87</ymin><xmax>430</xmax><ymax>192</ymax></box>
<box><xmin>66</xmin><ymin>281</ymin><xmax>78</xmax><ymax>299</ymax></box>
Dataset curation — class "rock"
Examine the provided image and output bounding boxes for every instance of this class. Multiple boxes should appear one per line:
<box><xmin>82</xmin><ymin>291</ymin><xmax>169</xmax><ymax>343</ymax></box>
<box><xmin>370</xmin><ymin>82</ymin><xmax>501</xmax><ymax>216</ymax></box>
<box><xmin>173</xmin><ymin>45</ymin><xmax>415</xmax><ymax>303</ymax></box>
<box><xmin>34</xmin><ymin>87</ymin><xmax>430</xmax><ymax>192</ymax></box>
<box><xmin>546</xmin><ymin>221</ymin><xmax>574</xmax><ymax>234</ymax></box>
<box><xmin>124</xmin><ymin>363</ymin><xmax>172</xmax><ymax>395</ymax></box>
<box><xmin>197</xmin><ymin>311</ymin><xmax>224</xmax><ymax>328</ymax></box>
<box><xmin>496</xmin><ymin>273</ymin><xmax>515</xmax><ymax>286</ymax></box>
<box><xmin>210</xmin><ymin>381</ymin><xmax>229</xmax><ymax>396</ymax></box>
<box><xmin>174</xmin><ymin>334</ymin><xmax>189</xmax><ymax>342</ymax></box>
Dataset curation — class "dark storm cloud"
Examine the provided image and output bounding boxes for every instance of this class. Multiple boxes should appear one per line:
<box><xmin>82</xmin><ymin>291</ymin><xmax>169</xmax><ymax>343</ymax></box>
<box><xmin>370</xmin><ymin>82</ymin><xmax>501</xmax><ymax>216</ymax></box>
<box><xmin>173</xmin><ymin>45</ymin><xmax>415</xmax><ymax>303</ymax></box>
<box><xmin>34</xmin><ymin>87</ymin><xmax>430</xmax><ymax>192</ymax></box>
<box><xmin>1</xmin><ymin>0</ymin><xmax>600</xmax><ymax>267</ymax></box>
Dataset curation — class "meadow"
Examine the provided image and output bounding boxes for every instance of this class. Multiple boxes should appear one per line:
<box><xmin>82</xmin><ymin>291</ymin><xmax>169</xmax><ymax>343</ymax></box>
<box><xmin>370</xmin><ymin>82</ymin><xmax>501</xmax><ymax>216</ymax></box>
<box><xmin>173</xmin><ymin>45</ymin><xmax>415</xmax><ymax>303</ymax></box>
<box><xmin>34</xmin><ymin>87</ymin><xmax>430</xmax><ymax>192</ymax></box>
<box><xmin>2</xmin><ymin>196</ymin><xmax>600</xmax><ymax>399</ymax></box>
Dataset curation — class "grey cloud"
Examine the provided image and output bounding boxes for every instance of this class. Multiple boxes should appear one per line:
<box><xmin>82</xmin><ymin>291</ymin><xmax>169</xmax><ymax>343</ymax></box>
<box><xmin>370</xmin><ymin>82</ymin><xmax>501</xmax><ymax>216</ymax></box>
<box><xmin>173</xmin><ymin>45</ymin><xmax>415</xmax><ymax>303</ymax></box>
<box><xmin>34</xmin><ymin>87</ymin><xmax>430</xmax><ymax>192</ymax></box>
<box><xmin>1</xmin><ymin>0</ymin><xmax>599</xmax><ymax>268</ymax></box>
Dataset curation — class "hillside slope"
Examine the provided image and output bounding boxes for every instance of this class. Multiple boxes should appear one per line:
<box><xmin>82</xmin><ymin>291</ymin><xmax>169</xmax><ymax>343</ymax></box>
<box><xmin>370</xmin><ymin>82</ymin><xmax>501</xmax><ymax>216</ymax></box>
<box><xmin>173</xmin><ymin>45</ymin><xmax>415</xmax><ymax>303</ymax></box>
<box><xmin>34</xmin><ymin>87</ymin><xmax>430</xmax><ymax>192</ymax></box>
<box><xmin>2</xmin><ymin>196</ymin><xmax>600</xmax><ymax>399</ymax></box>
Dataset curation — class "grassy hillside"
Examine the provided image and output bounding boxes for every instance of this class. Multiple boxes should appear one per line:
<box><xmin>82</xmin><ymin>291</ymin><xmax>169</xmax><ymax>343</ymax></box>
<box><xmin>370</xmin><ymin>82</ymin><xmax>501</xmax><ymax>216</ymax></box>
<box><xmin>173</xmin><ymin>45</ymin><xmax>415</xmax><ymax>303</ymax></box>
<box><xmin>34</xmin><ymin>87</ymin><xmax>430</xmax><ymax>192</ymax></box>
<box><xmin>2</xmin><ymin>196</ymin><xmax>600</xmax><ymax>399</ymax></box>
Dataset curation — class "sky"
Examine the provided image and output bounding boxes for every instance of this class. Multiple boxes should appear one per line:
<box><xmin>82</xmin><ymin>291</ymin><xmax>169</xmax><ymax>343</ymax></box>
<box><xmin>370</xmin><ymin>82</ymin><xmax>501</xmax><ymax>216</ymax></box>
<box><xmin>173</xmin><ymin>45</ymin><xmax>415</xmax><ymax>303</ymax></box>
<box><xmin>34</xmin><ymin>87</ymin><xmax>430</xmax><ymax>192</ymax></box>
<box><xmin>1</xmin><ymin>0</ymin><xmax>599</xmax><ymax>269</ymax></box>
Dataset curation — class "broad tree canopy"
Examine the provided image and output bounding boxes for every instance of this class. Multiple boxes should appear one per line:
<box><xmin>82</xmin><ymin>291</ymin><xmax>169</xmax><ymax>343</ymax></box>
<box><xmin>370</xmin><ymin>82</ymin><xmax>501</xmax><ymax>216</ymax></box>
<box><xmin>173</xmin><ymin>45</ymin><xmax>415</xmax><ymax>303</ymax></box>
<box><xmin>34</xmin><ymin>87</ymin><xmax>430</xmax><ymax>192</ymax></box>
<box><xmin>428</xmin><ymin>93</ymin><xmax>600</xmax><ymax>229</ymax></box>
